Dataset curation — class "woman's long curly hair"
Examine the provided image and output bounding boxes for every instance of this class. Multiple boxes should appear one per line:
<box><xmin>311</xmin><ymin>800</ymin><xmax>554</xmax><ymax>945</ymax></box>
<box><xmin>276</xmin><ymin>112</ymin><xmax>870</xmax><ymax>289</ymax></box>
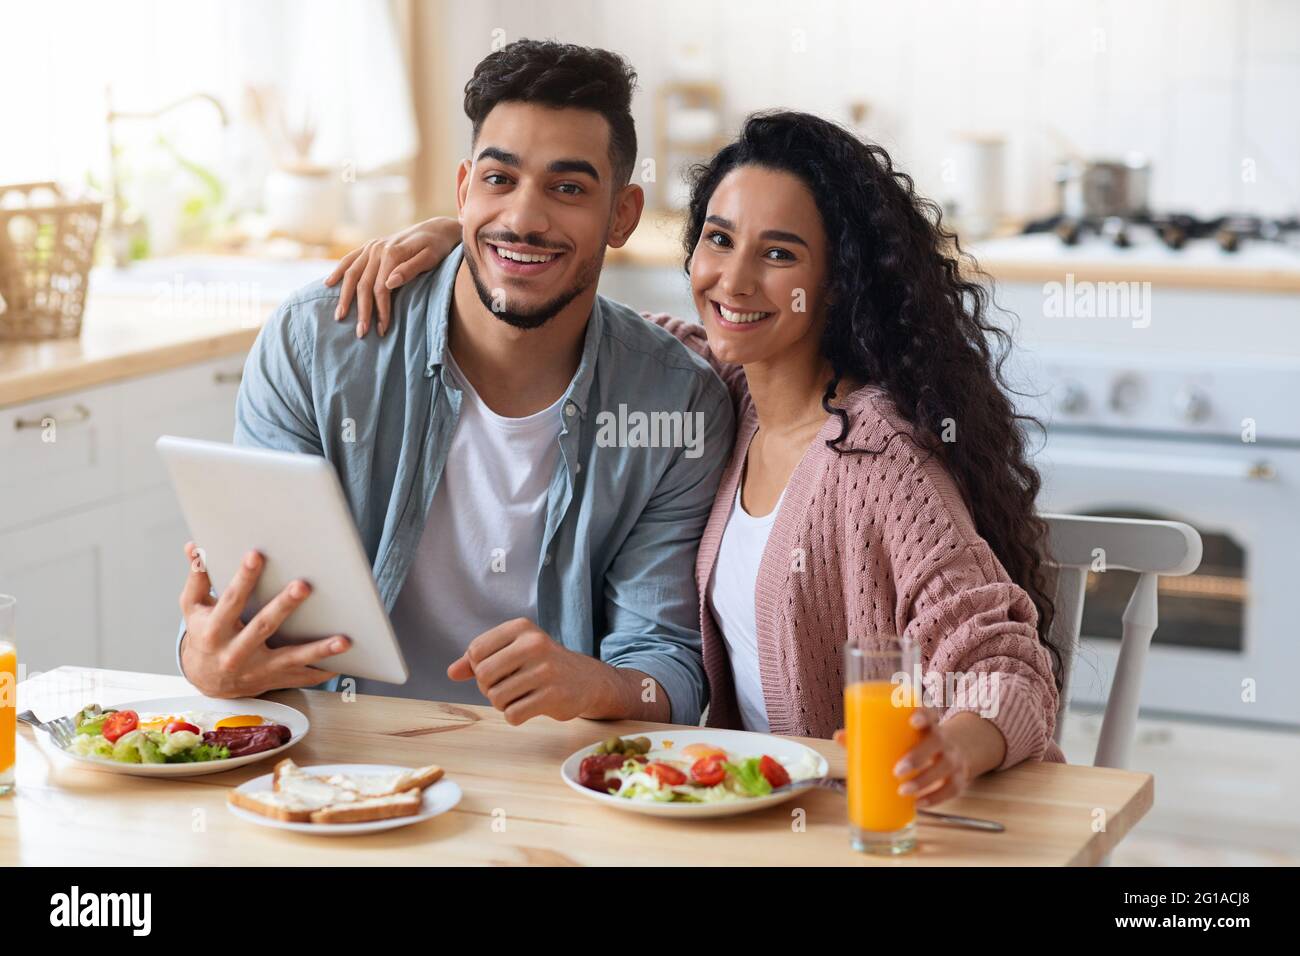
<box><xmin>684</xmin><ymin>111</ymin><xmax>1061</xmax><ymax>689</ymax></box>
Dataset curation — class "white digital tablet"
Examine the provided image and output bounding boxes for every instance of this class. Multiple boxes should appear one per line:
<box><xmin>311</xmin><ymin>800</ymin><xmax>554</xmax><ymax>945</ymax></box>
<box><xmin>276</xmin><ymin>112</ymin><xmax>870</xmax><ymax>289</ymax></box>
<box><xmin>156</xmin><ymin>436</ymin><xmax>409</xmax><ymax>684</ymax></box>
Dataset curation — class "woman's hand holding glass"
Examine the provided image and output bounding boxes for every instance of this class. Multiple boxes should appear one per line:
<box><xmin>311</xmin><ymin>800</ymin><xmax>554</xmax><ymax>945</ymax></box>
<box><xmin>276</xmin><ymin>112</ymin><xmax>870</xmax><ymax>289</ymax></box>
<box><xmin>834</xmin><ymin>708</ymin><xmax>1002</xmax><ymax>810</ymax></box>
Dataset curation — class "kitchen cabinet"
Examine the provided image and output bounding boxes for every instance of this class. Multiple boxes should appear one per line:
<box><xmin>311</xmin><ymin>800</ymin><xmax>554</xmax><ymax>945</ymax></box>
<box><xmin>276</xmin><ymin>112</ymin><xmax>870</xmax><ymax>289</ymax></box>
<box><xmin>98</xmin><ymin>490</ymin><xmax>193</xmax><ymax>674</ymax></box>
<box><xmin>0</xmin><ymin>353</ymin><xmax>248</xmax><ymax>674</ymax></box>
<box><xmin>0</xmin><ymin>505</ymin><xmax>112</xmax><ymax>675</ymax></box>
<box><xmin>0</xmin><ymin>383</ymin><xmax>123</xmax><ymax>531</ymax></box>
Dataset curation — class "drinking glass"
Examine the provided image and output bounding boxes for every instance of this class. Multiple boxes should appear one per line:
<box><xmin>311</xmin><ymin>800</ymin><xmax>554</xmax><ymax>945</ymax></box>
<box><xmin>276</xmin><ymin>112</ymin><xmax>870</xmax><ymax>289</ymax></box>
<box><xmin>844</xmin><ymin>634</ymin><xmax>923</xmax><ymax>854</ymax></box>
<box><xmin>0</xmin><ymin>595</ymin><xmax>16</xmax><ymax>797</ymax></box>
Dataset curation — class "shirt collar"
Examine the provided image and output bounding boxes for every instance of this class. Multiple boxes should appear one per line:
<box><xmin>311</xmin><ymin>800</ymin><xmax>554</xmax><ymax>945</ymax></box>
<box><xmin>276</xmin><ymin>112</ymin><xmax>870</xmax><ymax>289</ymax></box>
<box><xmin>560</xmin><ymin>295</ymin><xmax>603</xmax><ymax>420</ymax></box>
<box><xmin>425</xmin><ymin>244</ymin><xmax>464</xmax><ymax>378</ymax></box>
<box><xmin>423</xmin><ymin>243</ymin><xmax>605</xmax><ymax>420</ymax></box>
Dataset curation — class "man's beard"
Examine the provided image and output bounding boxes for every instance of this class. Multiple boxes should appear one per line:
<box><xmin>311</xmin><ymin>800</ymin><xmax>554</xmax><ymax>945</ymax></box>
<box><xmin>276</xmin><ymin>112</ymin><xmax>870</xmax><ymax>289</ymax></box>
<box><xmin>465</xmin><ymin>240</ymin><xmax>604</xmax><ymax>330</ymax></box>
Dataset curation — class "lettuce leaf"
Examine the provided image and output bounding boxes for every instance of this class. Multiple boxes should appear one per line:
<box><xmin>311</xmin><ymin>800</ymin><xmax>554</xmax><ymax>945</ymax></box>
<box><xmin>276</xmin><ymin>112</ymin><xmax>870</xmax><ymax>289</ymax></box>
<box><xmin>725</xmin><ymin>758</ymin><xmax>773</xmax><ymax>797</ymax></box>
<box><xmin>68</xmin><ymin>734</ymin><xmax>115</xmax><ymax>759</ymax></box>
<box><xmin>111</xmin><ymin>730</ymin><xmax>165</xmax><ymax>764</ymax></box>
<box><xmin>166</xmin><ymin>742</ymin><xmax>229</xmax><ymax>763</ymax></box>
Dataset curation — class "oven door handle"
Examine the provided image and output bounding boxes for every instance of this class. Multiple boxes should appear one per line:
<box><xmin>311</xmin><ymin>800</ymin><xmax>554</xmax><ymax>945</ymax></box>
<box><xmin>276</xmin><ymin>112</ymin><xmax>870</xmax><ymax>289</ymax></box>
<box><xmin>1045</xmin><ymin>447</ymin><xmax>1277</xmax><ymax>481</ymax></box>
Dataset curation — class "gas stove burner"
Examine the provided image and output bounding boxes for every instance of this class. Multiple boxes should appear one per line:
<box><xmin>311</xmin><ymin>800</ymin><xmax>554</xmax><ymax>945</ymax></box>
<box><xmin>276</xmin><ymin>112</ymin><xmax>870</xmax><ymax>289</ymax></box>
<box><xmin>1101</xmin><ymin>216</ymin><xmax>1131</xmax><ymax>248</ymax></box>
<box><xmin>1052</xmin><ymin>219</ymin><xmax>1082</xmax><ymax>246</ymax></box>
<box><xmin>1033</xmin><ymin>215</ymin><xmax>1140</xmax><ymax>249</ymax></box>
<box><xmin>1157</xmin><ymin>221</ymin><xmax>1187</xmax><ymax>250</ymax></box>
<box><xmin>1022</xmin><ymin>212</ymin><xmax>1300</xmax><ymax>253</ymax></box>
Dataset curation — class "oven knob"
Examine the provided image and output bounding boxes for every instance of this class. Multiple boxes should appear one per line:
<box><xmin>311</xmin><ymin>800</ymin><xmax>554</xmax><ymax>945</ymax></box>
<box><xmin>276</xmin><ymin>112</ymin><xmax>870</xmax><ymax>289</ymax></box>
<box><xmin>1173</xmin><ymin>385</ymin><xmax>1211</xmax><ymax>423</ymax></box>
<box><xmin>1056</xmin><ymin>382</ymin><xmax>1088</xmax><ymax>415</ymax></box>
<box><xmin>1108</xmin><ymin>373</ymin><xmax>1143</xmax><ymax>413</ymax></box>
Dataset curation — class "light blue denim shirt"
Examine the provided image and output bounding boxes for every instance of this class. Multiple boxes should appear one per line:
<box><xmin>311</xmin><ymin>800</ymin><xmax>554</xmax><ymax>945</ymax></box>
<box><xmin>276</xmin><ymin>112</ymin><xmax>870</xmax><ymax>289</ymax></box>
<box><xmin>184</xmin><ymin>245</ymin><xmax>733</xmax><ymax>724</ymax></box>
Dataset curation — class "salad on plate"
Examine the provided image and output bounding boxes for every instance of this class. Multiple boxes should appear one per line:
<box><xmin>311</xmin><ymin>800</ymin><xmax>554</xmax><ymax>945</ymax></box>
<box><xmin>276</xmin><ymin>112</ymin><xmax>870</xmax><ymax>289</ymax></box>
<box><xmin>578</xmin><ymin>735</ymin><xmax>820</xmax><ymax>804</ymax></box>
<box><xmin>66</xmin><ymin>703</ymin><xmax>291</xmax><ymax>765</ymax></box>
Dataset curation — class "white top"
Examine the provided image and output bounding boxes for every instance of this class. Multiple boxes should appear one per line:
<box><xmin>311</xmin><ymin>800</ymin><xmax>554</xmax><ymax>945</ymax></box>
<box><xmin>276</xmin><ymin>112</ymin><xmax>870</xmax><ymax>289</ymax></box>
<box><xmin>706</xmin><ymin>480</ymin><xmax>784</xmax><ymax>733</ymax></box>
<box><xmin>363</xmin><ymin>351</ymin><xmax>564</xmax><ymax>704</ymax></box>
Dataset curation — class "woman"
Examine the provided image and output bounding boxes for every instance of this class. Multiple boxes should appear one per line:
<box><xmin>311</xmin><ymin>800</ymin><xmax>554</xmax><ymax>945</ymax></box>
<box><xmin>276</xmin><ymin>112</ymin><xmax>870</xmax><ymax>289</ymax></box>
<box><xmin>327</xmin><ymin>111</ymin><xmax>1065</xmax><ymax>809</ymax></box>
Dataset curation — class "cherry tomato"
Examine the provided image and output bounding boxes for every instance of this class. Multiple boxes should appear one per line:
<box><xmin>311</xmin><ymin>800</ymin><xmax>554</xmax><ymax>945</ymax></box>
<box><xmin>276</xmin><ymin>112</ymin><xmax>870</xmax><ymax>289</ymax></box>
<box><xmin>690</xmin><ymin>755</ymin><xmax>726</xmax><ymax>787</ymax></box>
<box><xmin>101</xmin><ymin>710</ymin><xmax>139</xmax><ymax>743</ymax></box>
<box><xmin>164</xmin><ymin>720</ymin><xmax>201</xmax><ymax>735</ymax></box>
<box><xmin>646</xmin><ymin>762</ymin><xmax>687</xmax><ymax>787</ymax></box>
<box><xmin>759</xmin><ymin>755</ymin><xmax>791</xmax><ymax>789</ymax></box>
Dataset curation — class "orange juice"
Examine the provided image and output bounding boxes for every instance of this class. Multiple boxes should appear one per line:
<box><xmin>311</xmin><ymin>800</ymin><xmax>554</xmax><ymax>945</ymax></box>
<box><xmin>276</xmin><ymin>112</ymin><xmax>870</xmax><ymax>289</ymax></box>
<box><xmin>845</xmin><ymin>680</ymin><xmax>923</xmax><ymax>833</ymax></box>
<box><xmin>0</xmin><ymin>641</ymin><xmax>15</xmax><ymax>790</ymax></box>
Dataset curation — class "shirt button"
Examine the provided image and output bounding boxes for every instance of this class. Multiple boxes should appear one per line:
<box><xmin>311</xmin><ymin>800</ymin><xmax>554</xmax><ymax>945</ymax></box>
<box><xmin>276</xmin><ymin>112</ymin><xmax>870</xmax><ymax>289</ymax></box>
<box><xmin>564</xmin><ymin>402</ymin><xmax>577</xmax><ymax>417</ymax></box>
<box><xmin>543</xmin><ymin>553</ymin><xmax>553</xmax><ymax>566</ymax></box>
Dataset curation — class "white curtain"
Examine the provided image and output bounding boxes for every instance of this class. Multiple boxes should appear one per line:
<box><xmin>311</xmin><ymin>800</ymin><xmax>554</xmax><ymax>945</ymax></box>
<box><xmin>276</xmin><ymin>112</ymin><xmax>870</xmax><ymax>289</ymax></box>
<box><xmin>274</xmin><ymin>0</ymin><xmax>418</xmax><ymax>174</ymax></box>
<box><xmin>0</xmin><ymin>0</ymin><xmax>417</xmax><ymax>195</ymax></box>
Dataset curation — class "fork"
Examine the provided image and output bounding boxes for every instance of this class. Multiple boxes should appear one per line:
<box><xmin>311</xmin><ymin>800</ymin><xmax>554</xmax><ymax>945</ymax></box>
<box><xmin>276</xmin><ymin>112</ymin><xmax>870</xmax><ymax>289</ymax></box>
<box><xmin>781</xmin><ymin>776</ymin><xmax>1005</xmax><ymax>833</ymax></box>
<box><xmin>16</xmin><ymin>710</ymin><xmax>76</xmax><ymax>750</ymax></box>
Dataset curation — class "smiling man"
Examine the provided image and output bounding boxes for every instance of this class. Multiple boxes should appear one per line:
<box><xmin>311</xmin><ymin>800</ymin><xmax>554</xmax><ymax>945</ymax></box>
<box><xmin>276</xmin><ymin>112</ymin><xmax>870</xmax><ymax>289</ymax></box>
<box><xmin>175</xmin><ymin>40</ymin><xmax>734</xmax><ymax>725</ymax></box>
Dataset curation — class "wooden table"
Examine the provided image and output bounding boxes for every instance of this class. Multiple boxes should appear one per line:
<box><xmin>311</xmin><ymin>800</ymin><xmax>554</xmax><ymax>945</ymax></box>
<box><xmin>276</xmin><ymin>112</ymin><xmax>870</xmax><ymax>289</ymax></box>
<box><xmin>1</xmin><ymin>667</ymin><xmax>1153</xmax><ymax>866</ymax></box>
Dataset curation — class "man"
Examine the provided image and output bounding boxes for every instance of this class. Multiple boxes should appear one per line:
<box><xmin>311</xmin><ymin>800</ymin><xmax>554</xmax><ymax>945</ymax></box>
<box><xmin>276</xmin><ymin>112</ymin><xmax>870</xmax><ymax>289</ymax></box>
<box><xmin>177</xmin><ymin>40</ymin><xmax>734</xmax><ymax>726</ymax></box>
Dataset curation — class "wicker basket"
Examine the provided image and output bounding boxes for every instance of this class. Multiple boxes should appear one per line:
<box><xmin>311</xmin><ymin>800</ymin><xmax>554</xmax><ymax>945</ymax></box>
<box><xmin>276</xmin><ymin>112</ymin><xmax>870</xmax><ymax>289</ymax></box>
<box><xmin>0</xmin><ymin>182</ymin><xmax>102</xmax><ymax>341</ymax></box>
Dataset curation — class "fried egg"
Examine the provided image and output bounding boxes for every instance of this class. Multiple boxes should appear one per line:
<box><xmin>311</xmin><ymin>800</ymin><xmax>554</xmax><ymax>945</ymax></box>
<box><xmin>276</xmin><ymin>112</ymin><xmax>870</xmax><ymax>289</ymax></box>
<box><xmin>680</xmin><ymin>743</ymin><xmax>729</xmax><ymax>762</ymax></box>
<box><xmin>135</xmin><ymin>710</ymin><xmax>266</xmax><ymax>733</ymax></box>
<box><xmin>213</xmin><ymin>714</ymin><xmax>266</xmax><ymax>729</ymax></box>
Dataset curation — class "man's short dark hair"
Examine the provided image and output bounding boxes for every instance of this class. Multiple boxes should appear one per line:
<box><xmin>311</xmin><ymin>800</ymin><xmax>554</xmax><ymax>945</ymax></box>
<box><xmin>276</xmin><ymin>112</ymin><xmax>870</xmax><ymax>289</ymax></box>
<box><xmin>464</xmin><ymin>39</ymin><xmax>639</xmax><ymax>187</ymax></box>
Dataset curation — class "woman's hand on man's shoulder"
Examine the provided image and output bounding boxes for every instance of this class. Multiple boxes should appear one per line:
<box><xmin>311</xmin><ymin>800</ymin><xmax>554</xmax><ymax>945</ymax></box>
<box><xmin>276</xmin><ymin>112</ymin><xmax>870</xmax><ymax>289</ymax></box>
<box><xmin>325</xmin><ymin>216</ymin><xmax>462</xmax><ymax>338</ymax></box>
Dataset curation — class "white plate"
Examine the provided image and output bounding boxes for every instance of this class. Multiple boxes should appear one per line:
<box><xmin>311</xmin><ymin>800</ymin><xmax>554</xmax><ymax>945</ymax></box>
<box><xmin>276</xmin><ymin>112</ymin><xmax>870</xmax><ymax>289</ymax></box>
<box><xmin>37</xmin><ymin>695</ymin><xmax>309</xmax><ymax>777</ymax></box>
<box><xmin>226</xmin><ymin>763</ymin><xmax>463</xmax><ymax>835</ymax></box>
<box><xmin>560</xmin><ymin>728</ymin><xmax>829</xmax><ymax>818</ymax></box>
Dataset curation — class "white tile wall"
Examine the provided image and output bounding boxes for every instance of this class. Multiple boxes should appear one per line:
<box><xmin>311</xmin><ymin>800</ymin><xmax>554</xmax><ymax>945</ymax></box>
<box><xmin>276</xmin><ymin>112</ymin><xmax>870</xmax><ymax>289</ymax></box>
<box><xmin>438</xmin><ymin>0</ymin><xmax>1300</xmax><ymax>218</ymax></box>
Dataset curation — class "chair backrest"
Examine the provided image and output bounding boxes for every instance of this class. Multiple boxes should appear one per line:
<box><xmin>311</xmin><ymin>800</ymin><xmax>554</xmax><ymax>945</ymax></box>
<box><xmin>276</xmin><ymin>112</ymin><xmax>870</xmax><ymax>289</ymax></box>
<box><xmin>1041</xmin><ymin>513</ymin><xmax>1202</xmax><ymax>770</ymax></box>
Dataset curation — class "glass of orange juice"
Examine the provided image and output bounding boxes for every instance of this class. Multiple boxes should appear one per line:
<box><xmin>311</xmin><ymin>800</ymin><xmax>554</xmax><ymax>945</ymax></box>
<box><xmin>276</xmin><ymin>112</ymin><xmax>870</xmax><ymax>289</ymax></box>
<box><xmin>844</xmin><ymin>634</ymin><xmax>923</xmax><ymax>854</ymax></box>
<box><xmin>1</xmin><ymin>595</ymin><xmax>15</xmax><ymax>797</ymax></box>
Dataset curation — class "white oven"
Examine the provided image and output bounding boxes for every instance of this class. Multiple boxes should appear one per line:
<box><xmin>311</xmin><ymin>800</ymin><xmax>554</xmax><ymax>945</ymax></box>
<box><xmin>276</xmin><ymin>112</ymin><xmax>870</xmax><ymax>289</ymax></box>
<box><xmin>972</xmin><ymin>224</ymin><xmax>1300</xmax><ymax>731</ymax></box>
<box><xmin>1002</xmin><ymin>341</ymin><xmax>1300</xmax><ymax>729</ymax></box>
<box><xmin>1038</xmin><ymin>428</ymin><xmax>1300</xmax><ymax>727</ymax></box>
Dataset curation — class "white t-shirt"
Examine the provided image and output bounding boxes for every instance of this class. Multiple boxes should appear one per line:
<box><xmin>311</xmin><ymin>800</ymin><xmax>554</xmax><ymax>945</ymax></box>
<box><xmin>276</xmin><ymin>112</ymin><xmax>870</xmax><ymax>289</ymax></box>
<box><xmin>360</xmin><ymin>351</ymin><xmax>564</xmax><ymax>704</ymax></box>
<box><xmin>706</xmin><ymin>481</ymin><xmax>784</xmax><ymax>733</ymax></box>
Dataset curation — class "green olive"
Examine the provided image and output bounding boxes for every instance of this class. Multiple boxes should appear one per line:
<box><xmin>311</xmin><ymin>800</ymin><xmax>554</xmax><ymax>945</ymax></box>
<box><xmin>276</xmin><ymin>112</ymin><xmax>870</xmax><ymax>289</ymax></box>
<box><xmin>592</xmin><ymin>740</ymin><xmax>608</xmax><ymax>755</ymax></box>
<box><xmin>632</xmin><ymin>736</ymin><xmax>651</xmax><ymax>753</ymax></box>
<box><xmin>604</xmin><ymin>735</ymin><xmax>623</xmax><ymax>754</ymax></box>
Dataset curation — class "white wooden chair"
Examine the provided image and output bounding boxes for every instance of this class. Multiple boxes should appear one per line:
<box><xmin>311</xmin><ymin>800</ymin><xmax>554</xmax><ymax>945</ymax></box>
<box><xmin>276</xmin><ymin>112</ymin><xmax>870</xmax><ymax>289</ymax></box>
<box><xmin>1041</xmin><ymin>513</ymin><xmax>1203</xmax><ymax>770</ymax></box>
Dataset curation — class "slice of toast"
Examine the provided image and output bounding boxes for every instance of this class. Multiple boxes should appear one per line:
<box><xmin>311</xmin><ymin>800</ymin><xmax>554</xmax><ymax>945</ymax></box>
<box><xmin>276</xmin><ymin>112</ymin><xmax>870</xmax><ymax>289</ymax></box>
<box><xmin>227</xmin><ymin>787</ymin><xmax>318</xmax><ymax>823</ymax></box>
<box><xmin>272</xmin><ymin>757</ymin><xmax>309</xmax><ymax>792</ymax></box>
<box><xmin>234</xmin><ymin>760</ymin><xmax>442</xmax><ymax>825</ymax></box>
<box><xmin>329</xmin><ymin>763</ymin><xmax>445</xmax><ymax>796</ymax></box>
<box><xmin>273</xmin><ymin>759</ymin><xmax>354</xmax><ymax>805</ymax></box>
<box><xmin>398</xmin><ymin>764</ymin><xmax>445</xmax><ymax>792</ymax></box>
<box><xmin>308</xmin><ymin>789</ymin><xmax>422</xmax><ymax>824</ymax></box>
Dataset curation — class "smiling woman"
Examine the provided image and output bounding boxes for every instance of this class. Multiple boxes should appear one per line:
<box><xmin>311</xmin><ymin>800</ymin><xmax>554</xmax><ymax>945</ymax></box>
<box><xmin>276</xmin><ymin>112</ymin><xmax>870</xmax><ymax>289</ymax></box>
<box><xmin>657</xmin><ymin>111</ymin><xmax>1069</xmax><ymax>824</ymax></box>
<box><xmin>682</xmin><ymin>112</ymin><xmax>1060</xmax><ymax>692</ymax></box>
<box><xmin>689</xmin><ymin>168</ymin><xmax>827</xmax><ymax>359</ymax></box>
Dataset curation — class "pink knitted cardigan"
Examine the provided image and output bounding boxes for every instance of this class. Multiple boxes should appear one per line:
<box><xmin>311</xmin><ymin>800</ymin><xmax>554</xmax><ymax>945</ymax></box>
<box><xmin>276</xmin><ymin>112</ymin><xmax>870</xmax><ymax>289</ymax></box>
<box><xmin>650</xmin><ymin>314</ymin><xmax>1065</xmax><ymax>770</ymax></box>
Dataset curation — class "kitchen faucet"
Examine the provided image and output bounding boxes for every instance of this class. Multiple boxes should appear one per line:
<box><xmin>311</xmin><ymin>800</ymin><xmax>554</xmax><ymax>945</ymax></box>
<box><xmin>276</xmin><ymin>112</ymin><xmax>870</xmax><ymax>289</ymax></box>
<box><xmin>104</xmin><ymin>88</ymin><xmax>230</xmax><ymax>267</ymax></box>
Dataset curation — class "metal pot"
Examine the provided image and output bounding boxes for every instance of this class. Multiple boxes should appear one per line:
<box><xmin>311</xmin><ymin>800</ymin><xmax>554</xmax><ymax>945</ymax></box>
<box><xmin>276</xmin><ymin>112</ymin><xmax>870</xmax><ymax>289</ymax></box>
<box><xmin>1056</xmin><ymin>155</ymin><xmax>1151</xmax><ymax>220</ymax></box>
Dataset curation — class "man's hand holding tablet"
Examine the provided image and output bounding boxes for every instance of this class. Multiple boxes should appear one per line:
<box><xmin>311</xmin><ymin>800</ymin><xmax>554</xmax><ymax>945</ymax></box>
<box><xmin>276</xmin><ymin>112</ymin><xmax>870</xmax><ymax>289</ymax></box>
<box><xmin>179</xmin><ymin>543</ymin><xmax>351</xmax><ymax>699</ymax></box>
